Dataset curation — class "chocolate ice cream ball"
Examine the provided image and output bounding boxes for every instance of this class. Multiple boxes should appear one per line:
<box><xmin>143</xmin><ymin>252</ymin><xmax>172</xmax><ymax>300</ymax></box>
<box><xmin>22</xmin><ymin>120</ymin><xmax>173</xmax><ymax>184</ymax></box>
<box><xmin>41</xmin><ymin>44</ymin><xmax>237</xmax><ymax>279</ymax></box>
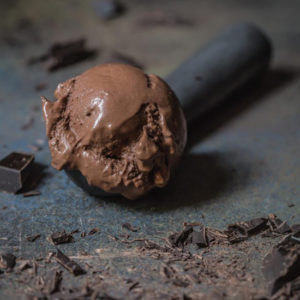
<box><xmin>42</xmin><ymin>64</ymin><xmax>187</xmax><ymax>199</ymax></box>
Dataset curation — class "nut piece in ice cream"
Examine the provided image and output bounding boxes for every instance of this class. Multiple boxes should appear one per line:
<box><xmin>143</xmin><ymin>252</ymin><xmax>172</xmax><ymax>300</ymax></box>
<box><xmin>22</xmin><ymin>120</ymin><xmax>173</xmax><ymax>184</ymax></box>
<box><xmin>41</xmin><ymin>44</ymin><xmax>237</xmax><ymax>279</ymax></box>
<box><xmin>42</xmin><ymin>64</ymin><xmax>187</xmax><ymax>199</ymax></box>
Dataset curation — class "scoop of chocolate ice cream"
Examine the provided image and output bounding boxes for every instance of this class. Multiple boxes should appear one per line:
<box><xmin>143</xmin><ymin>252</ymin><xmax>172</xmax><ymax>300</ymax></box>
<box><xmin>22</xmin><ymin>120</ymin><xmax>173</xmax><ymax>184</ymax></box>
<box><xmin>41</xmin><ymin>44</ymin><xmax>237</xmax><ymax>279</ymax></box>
<box><xmin>42</xmin><ymin>64</ymin><xmax>187</xmax><ymax>199</ymax></box>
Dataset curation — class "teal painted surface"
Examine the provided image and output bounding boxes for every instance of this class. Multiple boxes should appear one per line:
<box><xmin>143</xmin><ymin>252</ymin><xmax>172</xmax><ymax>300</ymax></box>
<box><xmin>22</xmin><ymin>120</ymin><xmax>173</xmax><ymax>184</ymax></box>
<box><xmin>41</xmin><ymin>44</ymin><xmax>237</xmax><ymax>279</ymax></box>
<box><xmin>0</xmin><ymin>0</ymin><xmax>299</xmax><ymax>298</ymax></box>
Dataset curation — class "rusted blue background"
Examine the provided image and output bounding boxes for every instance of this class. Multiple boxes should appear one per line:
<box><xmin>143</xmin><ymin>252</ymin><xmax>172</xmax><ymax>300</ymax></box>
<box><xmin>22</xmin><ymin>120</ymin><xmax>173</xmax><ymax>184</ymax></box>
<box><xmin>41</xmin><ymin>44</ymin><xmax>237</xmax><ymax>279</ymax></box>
<box><xmin>0</xmin><ymin>0</ymin><xmax>299</xmax><ymax>298</ymax></box>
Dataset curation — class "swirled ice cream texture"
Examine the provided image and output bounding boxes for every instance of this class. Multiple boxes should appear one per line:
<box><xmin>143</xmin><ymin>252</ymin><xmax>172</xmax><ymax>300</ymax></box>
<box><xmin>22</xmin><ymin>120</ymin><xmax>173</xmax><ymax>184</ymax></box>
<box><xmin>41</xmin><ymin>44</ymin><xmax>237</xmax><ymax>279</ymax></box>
<box><xmin>42</xmin><ymin>64</ymin><xmax>187</xmax><ymax>199</ymax></box>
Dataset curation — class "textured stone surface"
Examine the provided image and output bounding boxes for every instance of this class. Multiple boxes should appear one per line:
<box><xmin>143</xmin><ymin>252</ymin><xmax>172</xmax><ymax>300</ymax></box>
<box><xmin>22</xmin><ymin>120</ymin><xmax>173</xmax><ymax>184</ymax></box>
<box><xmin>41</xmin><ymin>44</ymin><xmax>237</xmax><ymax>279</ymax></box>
<box><xmin>0</xmin><ymin>0</ymin><xmax>299</xmax><ymax>298</ymax></box>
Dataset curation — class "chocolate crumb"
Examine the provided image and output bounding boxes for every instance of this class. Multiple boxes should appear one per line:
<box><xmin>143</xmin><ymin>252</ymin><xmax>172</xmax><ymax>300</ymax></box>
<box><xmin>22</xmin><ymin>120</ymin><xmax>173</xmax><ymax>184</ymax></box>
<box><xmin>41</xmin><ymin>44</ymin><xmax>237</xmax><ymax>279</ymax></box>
<box><xmin>0</xmin><ymin>253</ymin><xmax>16</xmax><ymax>270</ymax></box>
<box><xmin>122</xmin><ymin>223</ymin><xmax>140</xmax><ymax>232</ymax></box>
<box><xmin>26</xmin><ymin>234</ymin><xmax>41</xmax><ymax>242</ymax></box>
<box><xmin>48</xmin><ymin>230</ymin><xmax>74</xmax><ymax>245</ymax></box>
<box><xmin>54</xmin><ymin>249</ymin><xmax>86</xmax><ymax>276</ymax></box>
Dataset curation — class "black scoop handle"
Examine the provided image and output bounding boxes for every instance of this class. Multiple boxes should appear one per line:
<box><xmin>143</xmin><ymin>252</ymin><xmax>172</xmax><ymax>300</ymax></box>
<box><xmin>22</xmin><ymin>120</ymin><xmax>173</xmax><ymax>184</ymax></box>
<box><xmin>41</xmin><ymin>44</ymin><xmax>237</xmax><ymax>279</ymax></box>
<box><xmin>165</xmin><ymin>22</ymin><xmax>272</xmax><ymax>125</ymax></box>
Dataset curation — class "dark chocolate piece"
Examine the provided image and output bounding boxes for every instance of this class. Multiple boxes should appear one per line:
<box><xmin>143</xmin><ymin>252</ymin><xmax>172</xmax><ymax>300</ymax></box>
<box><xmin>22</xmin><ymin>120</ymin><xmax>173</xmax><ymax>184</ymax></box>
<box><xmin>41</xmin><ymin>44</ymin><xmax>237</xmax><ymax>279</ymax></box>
<box><xmin>0</xmin><ymin>152</ymin><xmax>34</xmax><ymax>193</ymax></box>
<box><xmin>122</xmin><ymin>223</ymin><xmax>140</xmax><ymax>232</ymax></box>
<box><xmin>192</xmin><ymin>227</ymin><xmax>208</xmax><ymax>247</ymax></box>
<box><xmin>88</xmin><ymin>227</ymin><xmax>100</xmax><ymax>235</ymax></box>
<box><xmin>48</xmin><ymin>230</ymin><xmax>74</xmax><ymax>245</ymax></box>
<box><xmin>54</xmin><ymin>249</ymin><xmax>86</xmax><ymax>276</ymax></box>
<box><xmin>263</xmin><ymin>235</ymin><xmax>300</xmax><ymax>295</ymax></box>
<box><xmin>26</xmin><ymin>234</ymin><xmax>41</xmax><ymax>242</ymax></box>
<box><xmin>227</xmin><ymin>217</ymin><xmax>268</xmax><ymax>243</ymax></box>
<box><xmin>0</xmin><ymin>253</ymin><xmax>16</xmax><ymax>269</ymax></box>
<box><xmin>43</xmin><ymin>270</ymin><xmax>62</xmax><ymax>294</ymax></box>
<box><xmin>168</xmin><ymin>226</ymin><xmax>193</xmax><ymax>248</ymax></box>
<box><xmin>93</xmin><ymin>0</ymin><xmax>125</xmax><ymax>20</ymax></box>
<box><xmin>28</xmin><ymin>38</ymin><xmax>97</xmax><ymax>72</ymax></box>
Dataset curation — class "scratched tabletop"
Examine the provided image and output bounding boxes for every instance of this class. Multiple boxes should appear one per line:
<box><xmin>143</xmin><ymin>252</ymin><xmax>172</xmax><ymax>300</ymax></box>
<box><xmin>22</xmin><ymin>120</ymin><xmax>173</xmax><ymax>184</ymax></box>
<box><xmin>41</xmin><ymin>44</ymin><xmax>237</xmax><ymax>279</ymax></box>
<box><xmin>0</xmin><ymin>0</ymin><xmax>299</xmax><ymax>299</ymax></box>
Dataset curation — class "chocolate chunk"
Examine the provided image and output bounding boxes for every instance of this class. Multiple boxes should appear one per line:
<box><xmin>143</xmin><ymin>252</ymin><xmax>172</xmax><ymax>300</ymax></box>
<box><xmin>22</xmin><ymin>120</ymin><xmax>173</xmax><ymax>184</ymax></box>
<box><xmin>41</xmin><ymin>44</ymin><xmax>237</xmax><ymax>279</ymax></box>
<box><xmin>26</xmin><ymin>234</ymin><xmax>41</xmax><ymax>242</ymax></box>
<box><xmin>227</xmin><ymin>217</ymin><xmax>268</xmax><ymax>243</ymax></box>
<box><xmin>43</xmin><ymin>270</ymin><xmax>62</xmax><ymax>294</ymax></box>
<box><xmin>168</xmin><ymin>226</ymin><xmax>193</xmax><ymax>248</ymax></box>
<box><xmin>0</xmin><ymin>253</ymin><xmax>16</xmax><ymax>269</ymax></box>
<box><xmin>54</xmin><ymin>249</ymin><xmax>86</xmax><ymax>276</ymax></box>
<box><xmin>0</xmin><ymin>152</ymin><xmax>34</xmax><ymax>193</ymax></box>
<box><xmin>291</xmin><ymin>224</ymin><xmax>300</xmax><ymax>235</ymax></box>
<box><xmin>93</xmin><ymin>0</ymin><xmax>125</xmax><ymax>20</ymax></box>
<box><xmin>48</xmin><ymin>230</ymin><xmax>74</xmax><ymax>245</ymax></box>
<box><xmin>28</xmin><ymin>38</ymin><xmax>97</xmax><ymax>72</ymax></box>
<box><xmin>122</xmin><ymin>223</ymin><xmax>140</xmax><ymax>232</ymax></box>
<box><xmin>263</xmin><ymin>235</ymin><xmax>300</xmax><ymax>295</ymax></box>
<box><xmin>192</xmin><ymin>227</ymin><xmax>208</xmax><ymax>247</ymax></box>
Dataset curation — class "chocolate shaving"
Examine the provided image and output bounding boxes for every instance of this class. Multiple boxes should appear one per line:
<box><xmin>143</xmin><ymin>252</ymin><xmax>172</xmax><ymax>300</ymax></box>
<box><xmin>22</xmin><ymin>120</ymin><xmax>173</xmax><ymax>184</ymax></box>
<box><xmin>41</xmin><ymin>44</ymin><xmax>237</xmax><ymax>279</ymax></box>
<box><xmin>26</xmin><ymin>234</ymin><xmax>41</xmax><ymax>242</ymax></box>
<box><xmin>0</xmin><ymin>253</ymin><xmax>16</xmax><ymax>270</ymax></box>
<box><xmin>28</xmin><ymin>38</ymin><xmax>97</xmax><ymax>72</ymax></box>
<box><xmin>17</xmin><ymin>260</ymin><xmax>32</xmax><ymax>272</ymax></box>
<box><xmin>23</xmin><ymin>190</ymin><xmax>40</xmax><ymax>197</ymax></box>
<box><xmin>54</xmin><ymin>249</ymin><xmax>86</xmax><ymax>276</ymax></box>
<box><xmin>42</xmin><ymin>270</ymin><xmax>62</xmax><ymax>294</ymax></box>
<box><xmin>227</xmin><ymin>217</ymin><xmax>268</xmax><ymax>243</ymax></box>
<box><xmin>88</xmin><ymin>227</ymin><xmax>100</xmax><ymax>235</ymax></box>
<box><xmin>48</xmin><ymin>230</ymin><xmax>74</xmax><ymax>245</ymax></box>
<box><xmin>168</xmin><ymin>226</ymin><xmax>193</xmax><ymax>248</ymax></box>
<box><xmin>122</xmin><ymin>223</ymin><xmax>140</xmax><ymax>232</ymax></box>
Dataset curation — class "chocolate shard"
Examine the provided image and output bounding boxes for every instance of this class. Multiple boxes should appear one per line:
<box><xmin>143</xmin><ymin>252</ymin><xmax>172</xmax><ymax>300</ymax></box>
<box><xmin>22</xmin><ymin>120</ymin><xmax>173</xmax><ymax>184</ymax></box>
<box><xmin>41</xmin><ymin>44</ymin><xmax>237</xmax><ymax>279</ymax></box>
<box><xmin>0</xmin><ymin>253</ymin><xmax>16</xmax><ymax>269</ymax></box>
<box><xmin>122</xmin><ymin>223</ymin><xmax>140</xmax><ymax>232</ymax></box>
<box><xmin>26</xmin><ymin>234</ymin><xmax>41</xmax><ymax>242</ymax></box>
<box><xmin>54</xmin><ymin>249</ymin><xmax>86</xmax><ymax>276</ymax></box>
<box><xmin>168</xmin><ymin>226</ymin><xmax>193</xmax><ymax>248</ymax></box>
<box><xmin>192</xmin><ymin>226</ymin><xmax>208</xmax><ymax>248</ymax></box>
<box><xmin>291</xmin><ymin>224</ymin><xmax>300</xmax><ymax>235</ymax></box>
<box><xmin>263</xmin><ymin>235</ymin><xmax>300</xmax><ymax>295</ymax></box>
<box><xmin>17</xmin><ymin>260</ymin><xmax>32</xmax><ymax>272</ymax></box>
<box><xmin>227</xmin><ymin>217</ymin><xmax>268</xmax><ymax>243</ymax></box>
<box><xmin>268</xmin><ymin>214</ymin><xmax>292</xmax><ymax>234</ymax></box>
<box><xmin>42</xmin><ymin>270</ymin><xmax>62</xmax><ymax>294</ymax></box>
<box><xmin>48</xmin><ymin>230</ymin><xmax>74</xmax><ymax>245</ymax></box>
<box><xmin>0</xmin><ymin>152</ymin><xmax>34</xmax><ymax>193</ymax></box>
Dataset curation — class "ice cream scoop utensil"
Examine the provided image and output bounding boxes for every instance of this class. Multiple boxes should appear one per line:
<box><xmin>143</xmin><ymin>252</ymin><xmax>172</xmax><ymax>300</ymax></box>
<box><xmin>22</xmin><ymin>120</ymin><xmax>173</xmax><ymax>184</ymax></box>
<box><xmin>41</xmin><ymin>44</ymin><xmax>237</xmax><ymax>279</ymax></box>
<box><xmin>66</xmin><ymin>22</ymin><xmax>272</xmax><ymax>197</ymax></box>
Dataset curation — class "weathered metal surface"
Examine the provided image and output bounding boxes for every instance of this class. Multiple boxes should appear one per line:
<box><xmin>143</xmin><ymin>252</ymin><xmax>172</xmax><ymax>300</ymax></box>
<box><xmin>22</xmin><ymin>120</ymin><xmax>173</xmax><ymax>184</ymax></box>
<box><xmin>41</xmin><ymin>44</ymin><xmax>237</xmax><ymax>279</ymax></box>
<box><xmin>0</xmin><ymin>0</ymin><xmax>299</xmax><ymax>298</ymax></box>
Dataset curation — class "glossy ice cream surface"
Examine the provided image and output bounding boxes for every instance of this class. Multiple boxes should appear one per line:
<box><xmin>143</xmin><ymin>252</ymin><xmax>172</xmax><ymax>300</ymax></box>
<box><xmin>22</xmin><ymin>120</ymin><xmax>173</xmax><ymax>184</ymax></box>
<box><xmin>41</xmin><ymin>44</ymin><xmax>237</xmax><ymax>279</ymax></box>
<box><xmin>42</xmin><ymin>64</ymin><xmax>187</xmax><ymax>199</ymax></box>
